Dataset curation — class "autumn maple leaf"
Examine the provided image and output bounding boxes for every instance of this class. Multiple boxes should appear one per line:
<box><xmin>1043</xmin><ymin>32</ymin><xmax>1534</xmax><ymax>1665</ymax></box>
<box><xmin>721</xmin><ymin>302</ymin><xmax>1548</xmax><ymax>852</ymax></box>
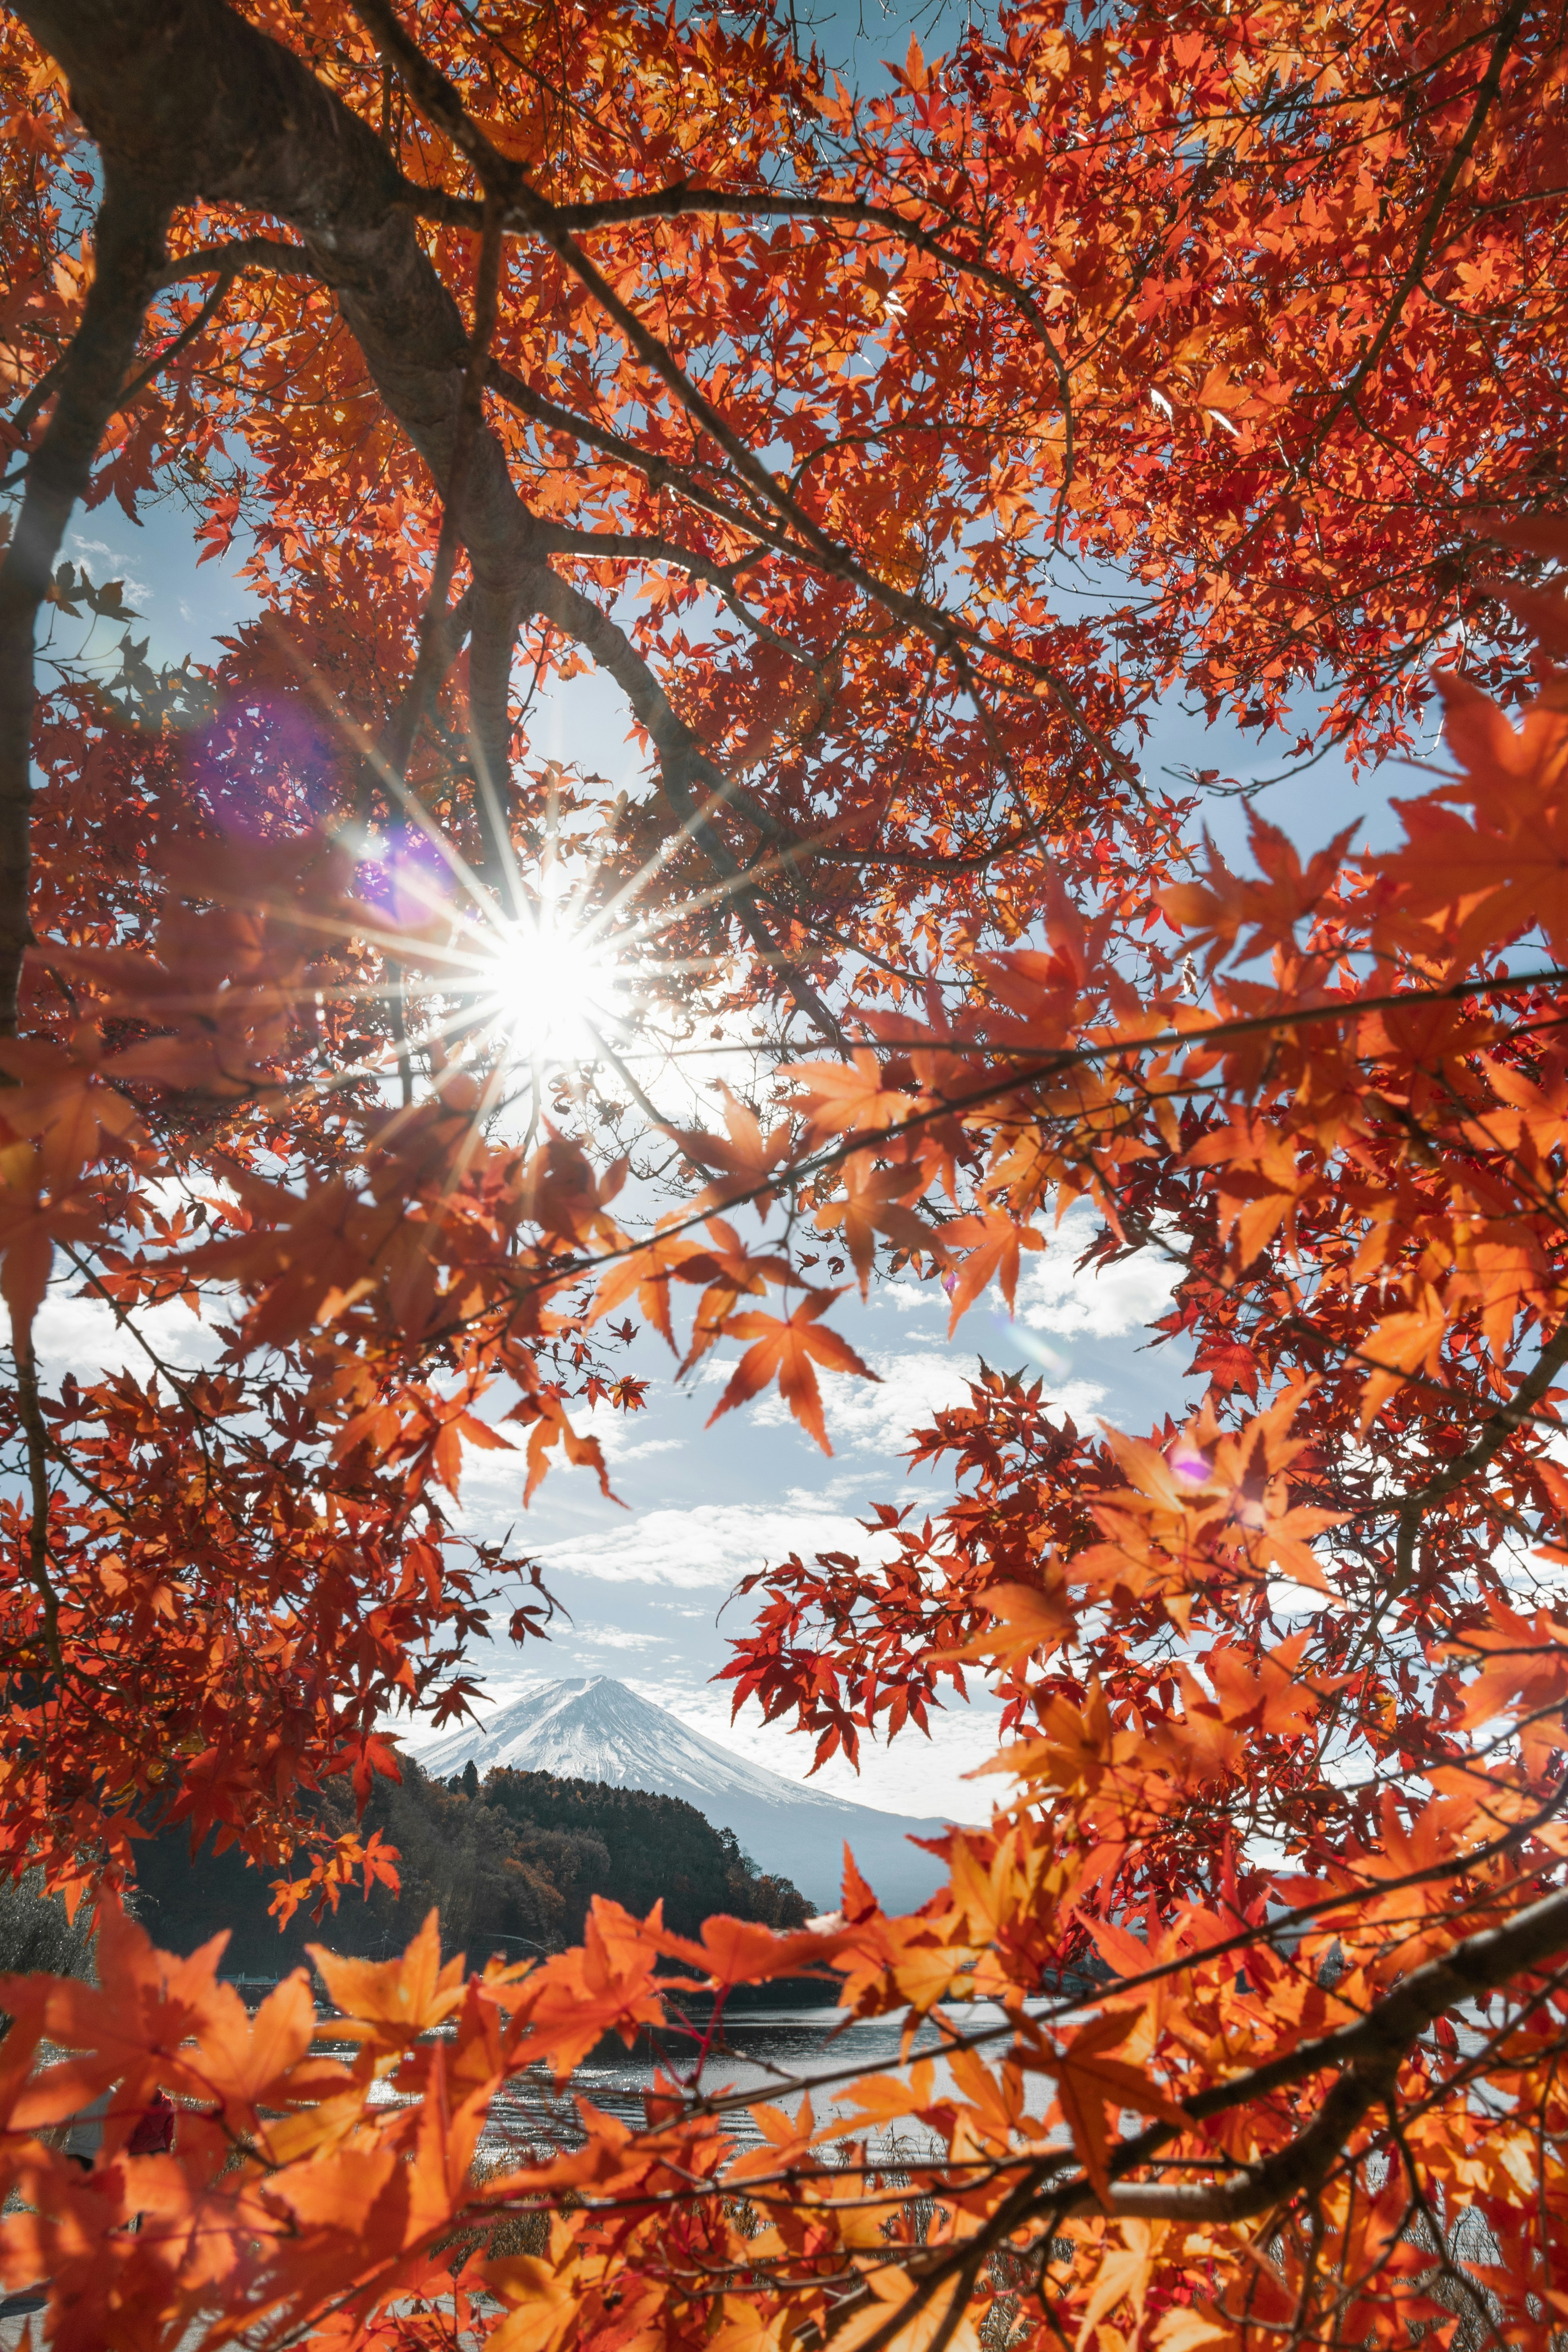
<box><xmin>14</xmin><ymin>5</ymin><xmax>1568</xmax><ymax>2346</ymax></box>
<box><xmin>814</xmin><ymin>1154</ymin><xmax>948</xmax><ymax>1294</ymax></box>
<box><xmin>1374</xmin><ymin>673</ymin><xmax>1568</xmax><ymax>962</ymax></box>
<box><xmin>1357</xmin><ymin>1283</ymin><xmax>1448</xmax><ymax>1426</ymax></box>
<box><xmin>947</xmin><ymin>1577</ymin><xmax>1077</xmax><ymax>1664</ymax></box>
<box><xmin>783</xmin><ymin>1049</ymin><xmax>912</xmax><ymax>1148</ymax></box>
<box><xmin>706</xmin><ymin>1289</ymin><xmax>878</xmax><ymax>1454</ymax></box>
<box><xmin>588</xmin><ymin>1218</ymin><xmax>723</xmax><ymax>1351</ymax></box>
<box><xmin>1031</xmin><ymin>2007</ymin><xmax>1189</xmax><ymax>2209</ymax></box>
<box><xmin>507</xmin><ymin>1389</ymin><xmax>623</xmax><ymax>1506</ymax></box>
<box><xmin>664</xmin><ymin>1083</ymin><xmax>794</xmax><ymax>1217</ymax></box>
<box><xmin>675</xmin><ymin>1217</ymin><xmax>793</xmax><ymax>1376</ymax></box>
<box><xmin>938</xmin><ymin>1206</ymin><xmax>1044</xmax><ymax>1332</ymax></box>
<box><xmin>305</xmin><ymin>1909</ymin><xmax>466</xmax><ymax>2049</ymax></box>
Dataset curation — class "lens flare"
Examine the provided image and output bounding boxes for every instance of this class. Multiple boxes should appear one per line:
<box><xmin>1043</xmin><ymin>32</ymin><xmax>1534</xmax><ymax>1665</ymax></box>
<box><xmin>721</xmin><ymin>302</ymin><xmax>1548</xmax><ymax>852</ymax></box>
<box><xmin>479</xmin><ymin>905</ymin><xmax>628</xmax><ymax>1066</ymax></box>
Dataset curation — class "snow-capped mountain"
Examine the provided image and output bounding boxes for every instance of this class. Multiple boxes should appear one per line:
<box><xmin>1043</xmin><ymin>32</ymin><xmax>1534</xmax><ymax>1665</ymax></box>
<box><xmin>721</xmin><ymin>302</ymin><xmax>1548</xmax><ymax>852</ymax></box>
<box><xmin>410</xmin><ymin>1677</ymin><xmax>951</xmax><ymax>1914</ymax></box>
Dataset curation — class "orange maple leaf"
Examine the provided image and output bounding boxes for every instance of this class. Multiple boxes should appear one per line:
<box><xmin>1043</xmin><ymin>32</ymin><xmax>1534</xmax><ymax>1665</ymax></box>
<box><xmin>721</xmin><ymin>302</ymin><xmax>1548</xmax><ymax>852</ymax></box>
<box><xmin>1358</xmin><ymin>1285</ymin><xmax>1448</xmax><ymax>1426</ymax></box>
<box><xmin>307</xmin><ymin>1907</ymin><xmax>468</xmax><ymax>2051</ymax></box>
<box><xmin>706</xmin><ymin>1289</ymin><xmax>878</xmax><ymax>1454</ymax></box>
<box><xmin>588</xmin><ymin>1218</ymin><xmax>722</xmax><ymax>1351</ymax></box>
<box><xmin>506</xmin><ymin>1390</ymin><xmax>623</xmax><ymax>1507</ymax></box>
<box><xmin>783</xmin><ymin>1049</ymin><xmax>913</xmax><ymax>1148</ymax></box>
<box><xmin>946</xmin><ymin>1577</ymin><xmax>1077</xmax><ymax>1664</ymax></box>
<box><xmin>664</xmin><ymin>1083</ymin><xmax>795</xmax><ymax>1217</ymax></box>
<box><xmin>938</xmin><ymin>1207</ymin><xmax>1044</xmax><ymax>1332</ymax></box>
<box><xmin>1030</xmin><ymin>2008</ymin><xmax>1189</xmax><ymax>2209</ymax></box>
<box><xmin>814</xmin><ymin>1155</ymin><xmax>947</xmax><ymax>1295</ymax></box>
<box><xmin>1374</xmin><ymin>674</ymin><xmax>1568</xmax><ymax>962</ymax></box>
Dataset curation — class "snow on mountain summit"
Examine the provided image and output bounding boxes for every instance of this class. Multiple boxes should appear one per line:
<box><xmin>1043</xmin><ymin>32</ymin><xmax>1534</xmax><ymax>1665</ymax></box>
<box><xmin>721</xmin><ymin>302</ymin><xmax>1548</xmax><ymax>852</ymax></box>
<box><xmin>417</xmin><ymin>1676</ymin><xmax>819</xmax><ymax>1806</ymax></box>
<box><xmin>410</xmin><ymin>1676</ymin><xmax>949</xmax><ymax>1914</ymax></box>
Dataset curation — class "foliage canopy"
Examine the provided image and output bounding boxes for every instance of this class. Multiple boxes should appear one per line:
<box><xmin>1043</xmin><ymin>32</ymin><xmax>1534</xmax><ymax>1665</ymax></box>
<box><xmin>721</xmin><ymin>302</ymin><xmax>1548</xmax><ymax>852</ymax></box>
<box><xmin>2</xmin><ymin>0</ymin><xmax>1568</xmax><ymax>2345</ymax></box>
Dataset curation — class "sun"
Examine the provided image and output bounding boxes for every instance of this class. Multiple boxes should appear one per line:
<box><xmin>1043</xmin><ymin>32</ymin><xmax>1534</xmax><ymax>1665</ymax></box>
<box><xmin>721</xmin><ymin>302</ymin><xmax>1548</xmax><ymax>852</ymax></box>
<box><xmin>478</xmin><ymin>903</ymin><xmax>630</xmax><ymax>1068</ymax></box>
<box><xmin>354</xmin><ymin>819</ymin><xmax>649</xmax><ymax>1089</ymax></box>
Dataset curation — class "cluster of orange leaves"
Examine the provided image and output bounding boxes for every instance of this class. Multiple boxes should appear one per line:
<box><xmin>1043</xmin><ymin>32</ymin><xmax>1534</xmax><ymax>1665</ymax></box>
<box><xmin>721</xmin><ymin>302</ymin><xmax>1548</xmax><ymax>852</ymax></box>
<box><xmin>7</xmin><ymin>0</ymin><xmax>1568</xmax><ymax>2344</ymax></box>
<box><xmin>4</xmin><ymin>1613</ymin><xmax>1568</xmax><ymax>2352</ymax></box>
<box><xmin>0</xmin><ymin>631</ymin><xmax>1565</xmax><ymax>2351</ymax></box>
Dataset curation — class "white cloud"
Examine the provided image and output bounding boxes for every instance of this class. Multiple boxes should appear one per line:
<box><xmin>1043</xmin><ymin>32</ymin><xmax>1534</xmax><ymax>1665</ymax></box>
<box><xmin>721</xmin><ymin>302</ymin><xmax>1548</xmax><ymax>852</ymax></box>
<box><xmin>532</xmin><ymin>1501</ymin><xmax>904</xmax><ymax>1589</ymax></box>
<box><xmin>31</xmin><ymin>1289</ymin><xmax>220</xmax><ymax>1387</ymax></box>
<box><xmin>573</xmin><ymin>1627</ymin><xmax>669</xmax><ymax>1650</ymax></box>
<box><xmin>785</xmin><ymin>1473</ymin><xmax>873</xmax><ymax>1506</ymax></box>
<box><xmin>628</xmin><ymin>1677</ymin><xmax>1008</xmax><ymax>1825</ymax></box>
<box><xmin>1017</xmin><ymin>1214</ymin><xmax>1178</xmax><ymax>1339</ymax></box>
<box><xmin>750</xmin><ymin>1345</ymin><xmax>1104</xmax><ymax>1457</ymax></box>
<box><xmin>66</xmin><ymin>534</ymin><xmax>149</xmax><ymax>604</ymax></box>
<box><xmin>881</xmin><ymin>1278</ymin><xmax>945</xmax><ymax>1314</ymax></box>
<box><xmin>752</xmin><ymin>1346</ymin><xmax>969</xmax><ymax>1452</ymax></box>
<box><xmin>578</xmin><ymin>1407</ymin><xmax>682</xmax><ymax>1465</ymax></box>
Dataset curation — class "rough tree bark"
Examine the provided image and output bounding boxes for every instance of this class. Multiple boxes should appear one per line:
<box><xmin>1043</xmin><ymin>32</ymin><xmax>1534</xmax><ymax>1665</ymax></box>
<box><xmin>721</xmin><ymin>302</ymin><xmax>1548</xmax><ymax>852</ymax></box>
<box><xmin>0</xmin><ymin>168</ymin><xmax>170</xmax><ymax>1036</ymax></box>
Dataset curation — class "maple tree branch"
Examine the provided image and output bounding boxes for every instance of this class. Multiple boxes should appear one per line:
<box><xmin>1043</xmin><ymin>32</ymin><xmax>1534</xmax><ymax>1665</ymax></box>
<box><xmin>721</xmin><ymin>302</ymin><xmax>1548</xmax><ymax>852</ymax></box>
<box><xmin>332</xmin><ymin>1877</ymin><xmax>1568</xmax><ymax>2307</ymax></box>
<box><xmin>538</xmin><ymin>519</ymin><xmax>822</xmax><ymax>667</ymax></box>
<box><xmin>523</xmin><ymin>565</ymin><xmax>850</xmax><ymax>1050</ymax></box>
<box><xmin>1234</xmin><ymin>0</ymin><xmax>1528</xmax><ymax>561</ymax></box>
<box><xmin>486</xmin><ymin>178</ymin><xmax>1091</xmax><ymax>539</ymax></box>
<box><xmin>0</xmin><ymin>240</ymin><xmax>311</xmax><ymax>512</ymax></box>
<box><xmin>490</xmin><ymin>371</ymin><xmax>914</xmax><ymax>863</ymax></box>
<box><xmin>1385</xmin><ymin>2107</ymin><xmax>1509</xmax><ymax>2349</ymax></box>
<box><xmin>1389</xmin><ymin>1314</ymin><xmax>1568</xmax><ymax>1592</ymax></box>
<box><xmin>352</xmin><ymin>0</ymin><xmax>1135</xmax><ymax>783</ymax></box>
<box><xmin>484</xmin><ymin>354</ymin><xmax>817</xmax><ymax>572</ymax></box>
<box><xmin>1062</xmin><ymin>1874</ymin><xmax>1568</xmax><ymax>2222</ymax></box>
<box><xmin>537</xmin><ymin>180</ymin><xmax>1087</xmax><ymax>542</ymax></box>
<box><xmin>465</xmin><ymin>576</ymin><xmax>525</xmax><ymax>895</ymax></box>
<box><xmin>679</xmin><ymin>1805</ymin><xmax>1568</xmax><ymax>2145</ymax></box>
<box><xmin>114</xmin><ymin>267</ymin><xmax>233</xmax><ymax>409</ymax></box>
<box><xmin>11</xmin><ymin>1336</ymin><xmax>60</xmax><ymax>1676</ymax></box>
<box><xmin>354</xmin><ymin>0</ymin><xmax>830</xmax><ymax>543</ymax></box>
<box><xmin>459</xmin><ymin>177</ymin><xmax>1085</xmax><ymax>535</ymax></box>
<box><xmin>0</xmin><ymin>165</ymin><xmax>170</xmax><ymax>1038</ymax></box>
<box><xmin>386</xmin><ymin>196</ymin><xmax>513</xmax><ymax>889</ymax></box>
<box><xmin>16</xmin><ymin>0</ymin><xmax>569</xmax><ymax>722</ymax></box>
<box><xmin>153</xmin><ymin>236</ymin><xmax>316</xmax><ymax>289</ymax></box>
<box><xmin>2</xmin><ymin>345</ymin><xmax>72</xmax><ymax>452</ymax></box>
<box><xmin>502</xmin><ymin>372</ymin><xmax>1100</xmax><ymax>881</ymax></box>
<box><xmin>791</xmin><ymin>1870</ymin><xmax>1568</xmax><ymax>2352</ymax></box>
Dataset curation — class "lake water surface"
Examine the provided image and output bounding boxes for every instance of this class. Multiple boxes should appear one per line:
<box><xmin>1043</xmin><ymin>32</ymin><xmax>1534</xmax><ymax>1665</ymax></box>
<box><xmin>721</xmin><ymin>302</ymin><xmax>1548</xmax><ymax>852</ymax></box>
<box><xmin>472</xmin><ymin>2001</ymin><xmax>1022</xmax><ymax>2158</ymax></box>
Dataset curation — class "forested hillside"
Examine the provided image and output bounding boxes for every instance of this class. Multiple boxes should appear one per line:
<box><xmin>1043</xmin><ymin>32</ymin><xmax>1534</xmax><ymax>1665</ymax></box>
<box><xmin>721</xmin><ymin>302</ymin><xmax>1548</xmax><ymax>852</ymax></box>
<box><xmin>480</xmin><ymin>1768</ymin><xmax>812</xmax><ymax>1942</ymax></box>
<box><xmin>130</xmin><ymin>1759</ymin><xmax>811</xmax><ymax>1978</ymax></box>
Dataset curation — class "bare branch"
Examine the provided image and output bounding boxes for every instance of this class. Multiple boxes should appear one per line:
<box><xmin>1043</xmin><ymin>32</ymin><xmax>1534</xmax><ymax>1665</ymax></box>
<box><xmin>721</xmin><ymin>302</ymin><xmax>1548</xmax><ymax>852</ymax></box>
<box><xmin>0</xmin><ymin>167</ymin><xmax>171</xmax><ymax>1035</ymax></box>
<box><xmin>386</xmin><ymin>198</ymin><xmax>513</xmax><ymax>888</ymax></box>
<box><xmin>154</xmin><ymin>235</ymin><xmax>316</xmax><ymax>289</ymax></box>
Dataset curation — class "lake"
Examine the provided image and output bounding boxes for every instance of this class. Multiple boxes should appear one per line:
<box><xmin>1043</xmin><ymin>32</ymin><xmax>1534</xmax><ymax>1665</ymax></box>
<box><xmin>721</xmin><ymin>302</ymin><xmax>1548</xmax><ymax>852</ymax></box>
<box><xmin>469</xmin><ymin>2000</ymin><xmax>1025</xmax><ymax>2158</ymax></box>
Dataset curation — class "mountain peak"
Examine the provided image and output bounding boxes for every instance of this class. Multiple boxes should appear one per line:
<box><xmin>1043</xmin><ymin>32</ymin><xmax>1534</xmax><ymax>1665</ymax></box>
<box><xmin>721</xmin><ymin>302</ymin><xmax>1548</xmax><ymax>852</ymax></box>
<box><xmin>409</xmin><ymin>1676</ymin><xmax>951</xmax><ymax>1914</ymax></box>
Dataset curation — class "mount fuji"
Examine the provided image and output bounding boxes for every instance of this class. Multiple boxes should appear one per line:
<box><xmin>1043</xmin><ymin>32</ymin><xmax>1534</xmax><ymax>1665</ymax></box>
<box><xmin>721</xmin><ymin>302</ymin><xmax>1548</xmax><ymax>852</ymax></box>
<box><xmin>409</xmin><ymin>1677</ymin><xmax>953</xmax><ymax>1914</ymax></box>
